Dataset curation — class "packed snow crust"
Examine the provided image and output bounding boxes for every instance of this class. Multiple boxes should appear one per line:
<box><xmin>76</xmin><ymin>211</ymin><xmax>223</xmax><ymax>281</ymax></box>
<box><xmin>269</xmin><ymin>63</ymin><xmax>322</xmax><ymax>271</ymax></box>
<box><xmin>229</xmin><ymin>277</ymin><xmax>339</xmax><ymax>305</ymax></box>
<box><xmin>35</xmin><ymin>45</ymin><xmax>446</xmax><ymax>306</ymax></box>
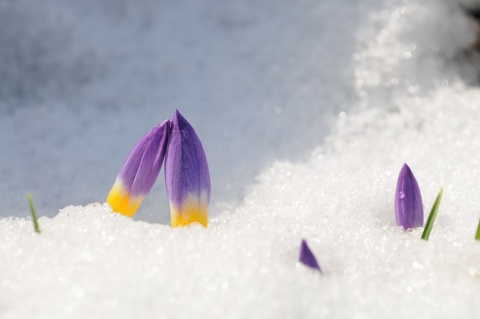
<box><xmin>2</xmin><ymin>0</ymin><xmax>480</xmax><ymax>318</ymax></box>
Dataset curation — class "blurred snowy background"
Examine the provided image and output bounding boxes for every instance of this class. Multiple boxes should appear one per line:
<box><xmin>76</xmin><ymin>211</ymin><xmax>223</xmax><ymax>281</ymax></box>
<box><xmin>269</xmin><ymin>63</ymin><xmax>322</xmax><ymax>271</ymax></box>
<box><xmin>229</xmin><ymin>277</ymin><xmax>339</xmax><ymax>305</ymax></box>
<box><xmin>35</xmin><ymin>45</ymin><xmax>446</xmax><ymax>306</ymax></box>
<box><xmin>1</xmin><ymin>0</ymin><xmax>478</xmax><ymax>223</ymax></box>
<box><xmin>0</xmin><ymin>0</ymin><xmax>366</xmax><ymax>222</ymax></box>
<box><xmin>2</xmin><ymin>0</ymin><xmax>480</xmax><ymax>317</ymax></box>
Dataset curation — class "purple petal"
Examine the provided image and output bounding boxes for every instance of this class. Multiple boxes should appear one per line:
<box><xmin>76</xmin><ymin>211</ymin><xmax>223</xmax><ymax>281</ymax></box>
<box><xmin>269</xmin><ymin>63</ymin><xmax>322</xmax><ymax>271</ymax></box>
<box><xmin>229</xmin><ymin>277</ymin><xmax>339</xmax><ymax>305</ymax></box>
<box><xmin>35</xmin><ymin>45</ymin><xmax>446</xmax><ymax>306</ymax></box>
<box><xmin>299</xmin><ymin>239</ymin><xmax>322</xmax><ymax>272</ymax></box>
<box><xmin>394</xmin><ymin>163</ymin><xmax>424</xmax><ymax>230</ymax></box>
<box><xmin>165</xmin><ymin>110</ymin><xmax>210</xmax><ymax>227</ymax></box>
<box><xmin>106</xmin><ymin>120</ymin><xmax>170</xmax><ymax>216</ymax></box>
<box><xmin>128</xmin><ymin>121</ymin><xmax>171</xmax><ymax>197</ymax></box>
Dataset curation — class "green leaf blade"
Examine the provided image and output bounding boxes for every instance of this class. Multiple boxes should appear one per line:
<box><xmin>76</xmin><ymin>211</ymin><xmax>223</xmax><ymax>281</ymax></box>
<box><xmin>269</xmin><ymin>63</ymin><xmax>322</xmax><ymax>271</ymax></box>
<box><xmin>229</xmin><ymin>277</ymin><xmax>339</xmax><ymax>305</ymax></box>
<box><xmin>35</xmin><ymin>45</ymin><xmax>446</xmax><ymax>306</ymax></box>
<box><xmin>475</xmin><ymin>220</ymin><xmax>480</xmax><ymax>240</ymax></box>
<box><xmin>27</xmin><ymin>193</ymin><xmax>41</xmax><ymax>234</ymax></box>
<box><xmin>421</xmin><ymin>188</ymin><xmax>443</xmax><ymax>241</ymax></box>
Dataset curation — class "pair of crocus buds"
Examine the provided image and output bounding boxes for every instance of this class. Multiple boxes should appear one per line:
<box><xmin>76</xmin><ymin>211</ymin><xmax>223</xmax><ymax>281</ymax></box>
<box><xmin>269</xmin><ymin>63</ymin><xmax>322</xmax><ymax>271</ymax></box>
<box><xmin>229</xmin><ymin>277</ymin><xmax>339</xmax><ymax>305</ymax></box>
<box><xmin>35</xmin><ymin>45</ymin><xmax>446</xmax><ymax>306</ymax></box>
<box><xmin>106</xmin><ymin>110</ymin><xmax>211</xmax><ymax>227</ymax></box>
<box><xmin>394</xmin><ymin>163</ymin><xmax>423</xmax><ymax>230</ymax></box>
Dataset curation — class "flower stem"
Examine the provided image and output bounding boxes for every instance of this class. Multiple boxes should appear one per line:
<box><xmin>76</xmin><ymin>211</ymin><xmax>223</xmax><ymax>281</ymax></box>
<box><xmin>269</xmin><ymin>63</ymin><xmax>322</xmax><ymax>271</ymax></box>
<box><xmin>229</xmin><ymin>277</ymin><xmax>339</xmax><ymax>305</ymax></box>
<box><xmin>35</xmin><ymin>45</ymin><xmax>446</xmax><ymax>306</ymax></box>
<box><xmin>421</xmin><ymin>188</ymin><xmax>443</xmax><ymax>241</ymax></box>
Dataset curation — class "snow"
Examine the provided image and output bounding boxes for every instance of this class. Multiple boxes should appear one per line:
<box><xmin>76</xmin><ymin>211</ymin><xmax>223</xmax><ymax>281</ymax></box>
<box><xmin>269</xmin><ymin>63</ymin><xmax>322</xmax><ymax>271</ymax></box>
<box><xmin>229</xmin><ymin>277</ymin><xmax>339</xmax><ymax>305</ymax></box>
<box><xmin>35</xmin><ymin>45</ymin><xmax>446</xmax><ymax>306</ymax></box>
<box><xmin>2</xmin><ymin>0</ymin><xmax>480</xmax><ymax>318</ymax></box>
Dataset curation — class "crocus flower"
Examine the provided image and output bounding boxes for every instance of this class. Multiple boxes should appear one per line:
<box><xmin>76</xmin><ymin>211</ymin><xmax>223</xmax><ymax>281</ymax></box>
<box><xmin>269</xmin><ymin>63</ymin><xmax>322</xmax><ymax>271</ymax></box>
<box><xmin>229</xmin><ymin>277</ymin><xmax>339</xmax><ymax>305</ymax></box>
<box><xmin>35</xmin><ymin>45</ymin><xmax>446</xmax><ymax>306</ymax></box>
<box><xmin>299</xmin><ymin>239</ymin><xmax>322</xmax><ymax>272</ymax></box>
<box><xmin>165</xmin><ymin>110</ymin><xmax>210</xmax><ymax>227</ymax></box>
<box><xmin>107</xmin><ymin>120</ymin><xmax>170</xmax><ymax>217</ymax></box>
<box><xmin>394</xmin><ymin>163</ymin><xmax>424</xmax><ymax>230</ymax></box>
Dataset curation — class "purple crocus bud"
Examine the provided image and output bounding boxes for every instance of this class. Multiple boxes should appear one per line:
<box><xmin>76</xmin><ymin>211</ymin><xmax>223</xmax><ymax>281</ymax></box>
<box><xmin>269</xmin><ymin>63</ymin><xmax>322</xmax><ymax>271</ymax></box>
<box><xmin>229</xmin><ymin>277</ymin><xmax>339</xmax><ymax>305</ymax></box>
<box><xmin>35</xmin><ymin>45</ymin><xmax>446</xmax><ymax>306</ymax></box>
<box><xmin>395</xmin><ymin>163</ymin><xmax>424</xmax><ymax>230</ymax></box>
<box><xmin>299</xmin><ymin>239</ymin><xmax>322</xmax><ymax>272</ymax></box>
<box><xmin>165</xmin><ymin>110</ymin><xmax>210</xmax><ymax>227</ymax></box>
<box><xmin>106</xmin><ymin>120</ymin><xmax>171</xmax><ymax>217</ymax></box>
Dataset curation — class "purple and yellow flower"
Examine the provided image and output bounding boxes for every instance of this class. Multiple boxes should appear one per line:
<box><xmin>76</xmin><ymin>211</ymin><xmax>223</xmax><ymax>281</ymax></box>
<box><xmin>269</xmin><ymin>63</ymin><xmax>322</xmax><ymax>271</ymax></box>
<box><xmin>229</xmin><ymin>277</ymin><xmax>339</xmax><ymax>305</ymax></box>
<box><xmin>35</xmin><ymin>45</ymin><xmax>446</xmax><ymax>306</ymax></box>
<box><xmin>106</xmin><ymin>109</ymin><xmax>210</xmax><ymax>226</ymax></box>
<box><xmin>395</xmin><ymin>163</ymin><xmax>424</xmax><ymax>230</ymax></box>
<box><xmin>299</xmin><ymin>239</ymin><xmax>322</xmax><ymax>272</ymax></box>
<box><xmin>165</xmin><ymin>110</ymin><xmax>211</xmax><ymax>227</ymax></box>
<box><xmin>107</xmin><ymin>120</ymin><xmax>171</xmax><ymax>217</ymax></box>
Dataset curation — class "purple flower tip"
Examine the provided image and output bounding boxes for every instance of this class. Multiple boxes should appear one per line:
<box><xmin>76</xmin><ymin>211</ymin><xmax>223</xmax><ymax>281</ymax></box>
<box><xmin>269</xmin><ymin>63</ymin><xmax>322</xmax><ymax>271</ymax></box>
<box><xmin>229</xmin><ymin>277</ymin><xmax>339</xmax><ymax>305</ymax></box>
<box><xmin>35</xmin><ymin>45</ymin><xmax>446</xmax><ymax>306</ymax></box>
<box><xmin>299</xmin><ymin>239</ymin><xmax>322</xmax><ymax>272</ymax></box>
<box><xmin>395</xmin><ymin>163</ymin><xmax>424</xmax><ymax>230</ymax></box>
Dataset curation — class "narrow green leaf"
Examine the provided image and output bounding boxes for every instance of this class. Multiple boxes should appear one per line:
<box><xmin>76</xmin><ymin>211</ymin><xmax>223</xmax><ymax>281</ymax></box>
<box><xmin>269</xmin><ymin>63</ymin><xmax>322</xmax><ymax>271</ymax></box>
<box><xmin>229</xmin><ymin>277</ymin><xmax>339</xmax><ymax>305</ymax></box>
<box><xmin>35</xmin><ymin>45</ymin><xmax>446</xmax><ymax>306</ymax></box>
<box><xmin>475</xmin><ymin>220</ymin><xmax>480</xmax><ymax>240</ymax></box>
<box><xmin>26</xmin><ymin>193</ymin><xmax>41</xmax><ymax>234</ymax></box>
<box><xmin>421</xmin><ymin>188</ymin><xmax>443</xmax><ymax>241</ymax></box>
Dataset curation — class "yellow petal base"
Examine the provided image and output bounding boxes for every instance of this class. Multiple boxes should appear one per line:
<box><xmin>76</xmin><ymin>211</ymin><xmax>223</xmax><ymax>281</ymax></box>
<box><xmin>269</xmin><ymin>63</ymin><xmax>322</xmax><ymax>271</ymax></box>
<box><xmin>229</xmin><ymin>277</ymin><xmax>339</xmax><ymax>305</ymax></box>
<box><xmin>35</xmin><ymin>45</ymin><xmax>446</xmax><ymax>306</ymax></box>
<box><xmin>170</xmin><ymin>195</ymin><xmax>208</xmax><ymax>227</ymax></box>
<box><xmin>171</xmin><ymin>208</ymin><xmax>208</xmax><ymax>227</ymax></box>
<box><xmin>106</xmin><ymin>179</ymin><xmax>143</xmax><ymax>217</ymax></box>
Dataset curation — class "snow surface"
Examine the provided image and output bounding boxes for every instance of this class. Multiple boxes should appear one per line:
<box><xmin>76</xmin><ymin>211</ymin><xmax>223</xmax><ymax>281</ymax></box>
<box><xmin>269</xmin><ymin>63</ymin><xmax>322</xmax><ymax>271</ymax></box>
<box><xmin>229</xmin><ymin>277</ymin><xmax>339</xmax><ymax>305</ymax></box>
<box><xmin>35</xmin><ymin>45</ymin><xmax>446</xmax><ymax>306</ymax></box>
<box><xmin>2</xmin><ymin>0</ymin><xmax>480</xmax><ymax>318</ymax></box>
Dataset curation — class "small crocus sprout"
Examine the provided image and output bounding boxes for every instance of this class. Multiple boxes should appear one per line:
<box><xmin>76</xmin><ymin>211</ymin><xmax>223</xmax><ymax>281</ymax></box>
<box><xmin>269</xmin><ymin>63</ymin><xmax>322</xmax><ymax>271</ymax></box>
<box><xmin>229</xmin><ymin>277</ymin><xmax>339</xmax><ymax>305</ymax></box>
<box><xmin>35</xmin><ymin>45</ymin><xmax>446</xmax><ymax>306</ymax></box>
<box><xmin>26</xmin><ymin>193</ymin><xmax>41</xmax><ymax>234</ymax></box>
<box><xmin>299</xmin><ymin>239</ymin><xmax>322</xmax><ymax>272</ymax></box>
<box><xmin>421</xmin><ymin>188</ymin><xmax>443</xmax><ymax>241</ymax></box>
<box><xmin>107</xmin><ymin>120</ymin><xmax>171</xmax><ymax>217</ymax></box>
<box><xmin>165</xmin><ymin>110</ymin><xmax>210</xmax><ymax>227</ymax></box>
<box><xmin>395</xmin><ymin>163</ymin><xmax>424</xmax><ymax>230</ymax></box>
<box><xmin>475</xmin><ymin>219</ymin><xmax>480</xmax><ymax>240</ymax></box>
